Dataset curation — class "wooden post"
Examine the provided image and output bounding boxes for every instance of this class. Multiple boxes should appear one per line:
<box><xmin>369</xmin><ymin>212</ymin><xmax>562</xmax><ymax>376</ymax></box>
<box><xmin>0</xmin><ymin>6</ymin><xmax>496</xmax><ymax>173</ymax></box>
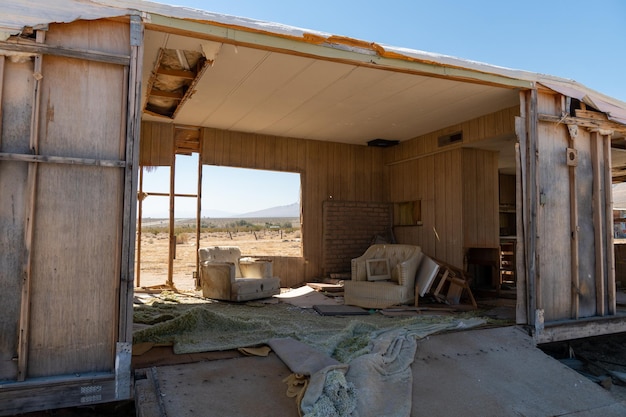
<box><xmin>516</xmin><ymin>93</ymin><xmax>532</xmax><ymax>325</ymax></box>
<box><xmin>566</xmin><ymin>123</ymin><xmax>580</xmax><ymax>319</ymax></box>
<box><xmin>520</xmin><ymin>89</ymin><xmax>540</xmax><ymax>325</ymax></box>
<box><xmin>17</xmin><ymin>30</ymin><xmax>45</xmax><ymax>382</ymax></box>
<box><xmin>603</xmin><ymin>133</ymin><xmax>616</xmax><ymax>314</ymax></box>
<box><xmin>0</xmin><ymin>56</ymin><xmax>4</xmax><ymax>148</ymax></box>
<box><xmin>119</xmin><ymin>14</ymin><xmax>144</xmax><ymax>350</ymax></box>
<box><xmin>590</xmin><ymin>131</ymin><xmax>605</xmax><ymax>316</ymax></box>
<box><xmin>196</xmin><ymin>142</ymin><xmax>203</xmax><ymax>282</ymax></box>
<box><xmin>514</xmin><ymin>141</ymin><xmax>527</xmax><ymax>324</ymax></box>
<box><xmin>136</xmin><ymin>166</ymin><xmax>144</xmax><ymax>288</ymax></box>
<box><xmin>167</xmin><ymin>151</ymin><xmax>176</xmax><ymax>287</ymax></box>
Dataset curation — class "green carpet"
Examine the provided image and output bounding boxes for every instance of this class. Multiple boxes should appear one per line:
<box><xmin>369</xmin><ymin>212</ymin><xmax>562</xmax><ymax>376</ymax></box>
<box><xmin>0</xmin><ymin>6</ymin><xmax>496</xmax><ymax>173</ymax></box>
<box><xmin>133</xmin><ymin>294</ymin><xmax>486</xmax><ymax>359</ymax></box>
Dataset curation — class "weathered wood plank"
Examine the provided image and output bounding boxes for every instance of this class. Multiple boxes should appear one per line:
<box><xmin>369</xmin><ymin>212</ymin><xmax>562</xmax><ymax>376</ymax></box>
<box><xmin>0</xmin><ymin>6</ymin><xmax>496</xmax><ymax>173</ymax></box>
<box><xmin>537</xmin><ymin>119</ymin><xmax>571</xmax><ymax>321</ymax></box>
<box><xmin>603</xmin><ymin>134</ymin><xmax>616</xmax><ymax>315</ymax></box>
<box><xmin>0</xmin><ymin>373</ymin><xmax>117</xmax><ymax>416</ymax></box>
<box><xmin>0</xmin><ymin>152</ymin><xmax>125</xmax><ymax>167</ymax></box>
<box><xmin>118</xmin><ymin>15</ymin><xmax>143</xmax><ymax>354</ymax></box>
<box><xmin>574</xmin><ymin>128</ymin><xmax>596</xmax><ymax>318</ymax></box>
<box><xmin>590</xmin><ymin>132</ymin><xmax>605</xmax><ymax>316</ymax></box>
<box><xmin>514</xmin><ymin>143</ymin><xmax>527</xmax><ymax>324</ymax></box>
<box><xmin>0</xmin><ymin>39</ymin><xmax>130</xmax><ymax>66</ymax></box>
<box><xmin>566</xmin><ymin>124</ymin><xmax>580</xmax><ymax>319</ymax></box>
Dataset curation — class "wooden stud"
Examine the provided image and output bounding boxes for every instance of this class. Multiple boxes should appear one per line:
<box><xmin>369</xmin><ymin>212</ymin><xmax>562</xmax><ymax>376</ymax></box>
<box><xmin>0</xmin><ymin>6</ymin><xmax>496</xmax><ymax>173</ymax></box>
<box><xmin>514</xmin><ymin>142</ymin><xmax>527</xmax><ymax>324</ymax></box>
<box><xmin>566</xmin><ymin>123</ymin><xmax>580</xmax><ymax>319</ymax></box>
<box><xmin>590</xmin><ymin>132</ymin><xmax>605</xmax><ymax>316</ymax></box>
<box><xmin>528</xmin><ymin>89</ymin><xmax>540</xmax><ymax>314</ymax></box>
<box><xmin>603</xmin><ymin>133</ymin><xmax>616</xmax><ymax>315</ymax></box>
<box><xmin>17</xmin><ymin>30</ymin><xmax>45</xmax><ymax>382</ymax></box>
<box><xmin>136</xmin><ymin>167</ymin><xmax>144</xmax><ymax>288</ymax></box>
<box><xmin>196</xmin><ymin>135</ymin><xmax>203</xmax><ymax>286</ymax></box>
<box><xmin>168</xmin><ymin>152</ymin><xmax>176</xmax><ymax>287</ymax></box>
<box><xmin>0</xmin><ymin>55</ymin><xmax>4</xmax><ymax>148</ymax></box>
<box><xmin>119</xmin><ymin>15</ymin><xmax>144</xmax><ymax>348</ymax></box>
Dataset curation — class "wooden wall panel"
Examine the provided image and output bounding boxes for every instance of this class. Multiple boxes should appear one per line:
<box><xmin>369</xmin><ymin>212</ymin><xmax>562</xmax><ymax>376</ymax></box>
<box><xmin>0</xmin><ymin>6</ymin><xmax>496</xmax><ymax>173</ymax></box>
<box><xmin>536</xmin><ymin>120</ymin><xmax>571</xmax><ymax>321</ymax></box>
<box><xmin>140</xmin><ymin>121</ymin><xmax>174</xmax><ymax>166</ymax></box>
<box><xmin>532</xmin><ymin>90</ymin><xmax>616</xmax><ymax>322</ymax></box>
<box><xmin>23</xmin><ymin>21</ymin><xmax>128</xmax><ymax>377</ymax></box>
<box><xmin>0</xmin><ymin>58</ymin><xmax>33</xmax><ymax>381</ymax></box>
<box><xmin>463</xmin><ymin>148</ymin><xmax>499</xmax><ymax>248</ymax></box>
<box><xmin>574</xmin><ymin>128</ymin><xmax>596</xmax><ymax>317</ymax></box>
<box><xmin>385</xmin><ymin>106</ymin><xmax>516</xmax><ymax>269</ymax></box>
<box><xmin>29</xmin><ymin>166</ymin><xmax>122</xmax><ymax>376</ymax></box>
<box><xmin>389</xmin><ymin>147</ymin><xmax>498</xmax><ymax>269</ymax></box>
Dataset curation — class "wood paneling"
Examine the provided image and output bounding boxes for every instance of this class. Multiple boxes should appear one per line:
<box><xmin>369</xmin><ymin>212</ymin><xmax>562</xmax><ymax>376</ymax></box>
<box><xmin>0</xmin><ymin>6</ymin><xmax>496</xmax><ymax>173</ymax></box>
<box><xmin>25</xmin><ymin>21</ymin><xmax>128</xmax><ymax>377</ymax></box>
<box><xmin>140</xmin><ymin>121</ymin><xmax>174</xmax><ymax>166</ymax></box>
<box><xmin>385</xmin><ymin>106</ymin><xmax>519</xmax><ymax>164</ymax></box>
<box><xmin>390</xmin><ymin>148</ymin><xmax>498</xmax><ymax>269</ymax></box>
<box><xmin>536</xmin><ymin>121</ymin><xmax>571</xmax><ymax>320</ymax></box>
<box><xmin>463</xmin><ymin>148</ymin><xmax>499</xmax><ymax>249</ymax></box>
<box><xmin>532</xmin><ymin>91</ymin><xmax>615</xmax><ymax>322</ymax></box>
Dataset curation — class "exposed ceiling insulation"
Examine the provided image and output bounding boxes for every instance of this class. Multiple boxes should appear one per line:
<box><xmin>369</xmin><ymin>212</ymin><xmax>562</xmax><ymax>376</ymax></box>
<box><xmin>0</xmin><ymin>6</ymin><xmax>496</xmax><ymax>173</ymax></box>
<box><xmin>144</xmin><ymin>47</ymin><xmax>211</xmax><ymax>118</ymax></box>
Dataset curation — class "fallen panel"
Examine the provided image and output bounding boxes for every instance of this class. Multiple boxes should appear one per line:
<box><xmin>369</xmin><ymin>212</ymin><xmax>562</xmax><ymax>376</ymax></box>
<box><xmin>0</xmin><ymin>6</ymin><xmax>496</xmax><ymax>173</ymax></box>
<box><xmin>135</xmin><ymin>354</ymin><xmax>299</xmax><ymax>417</ymax></box>
<box><xmin>411</xmin><ymin>326</ymin><xmax>626</xmax><ymax>416</ymax></box>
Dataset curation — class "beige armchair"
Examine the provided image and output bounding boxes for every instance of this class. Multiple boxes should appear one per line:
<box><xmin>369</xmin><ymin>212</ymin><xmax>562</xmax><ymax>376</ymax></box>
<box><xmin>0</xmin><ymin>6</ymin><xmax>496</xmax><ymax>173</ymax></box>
<box><xmin>198</xmin><ymin>246</ymin><xmax>281</xmax><ymax>302</ymax></box>
<box><xmin>344</xmin><ymin>244</ymin><xmax>423</xmax><ymax>309</ymax></box>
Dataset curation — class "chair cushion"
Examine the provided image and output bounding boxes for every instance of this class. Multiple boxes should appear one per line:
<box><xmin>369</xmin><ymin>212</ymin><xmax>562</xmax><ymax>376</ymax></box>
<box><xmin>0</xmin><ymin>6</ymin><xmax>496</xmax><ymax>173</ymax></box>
<box><xmin>232</xmin><ymin>277</ymin><xmax>281</xmax><ymax>302</ymax></box>
<box><xmin>343</xmin><ymin>280</ymin><xmax>414</xmax><ymax>309</ymax></box>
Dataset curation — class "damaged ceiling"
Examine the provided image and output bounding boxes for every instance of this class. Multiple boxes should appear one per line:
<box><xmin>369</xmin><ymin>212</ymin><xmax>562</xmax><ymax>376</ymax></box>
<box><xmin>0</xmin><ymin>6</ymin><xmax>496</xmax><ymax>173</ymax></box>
<box><xmin>140</xmin><ymin>30</ymin><xmax>521</xmax><ymax>147</ymax></box>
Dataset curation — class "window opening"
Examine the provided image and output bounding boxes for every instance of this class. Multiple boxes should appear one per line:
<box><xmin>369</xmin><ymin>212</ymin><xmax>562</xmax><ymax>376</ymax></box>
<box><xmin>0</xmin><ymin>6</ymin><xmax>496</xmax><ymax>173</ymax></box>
<box><xmin>393</xmin><ymin>200</ymin><xmax>422</xmax><ymax>226</ymax></box>
<box><xmin>200</xmin><ymin>166</ymin><xmax>302</xmax><ymax>258</ymax></box>
<box><xmin>136</xmin><ymin>159</ymin><xmax>302</xmax><ymax>290</ymax></box>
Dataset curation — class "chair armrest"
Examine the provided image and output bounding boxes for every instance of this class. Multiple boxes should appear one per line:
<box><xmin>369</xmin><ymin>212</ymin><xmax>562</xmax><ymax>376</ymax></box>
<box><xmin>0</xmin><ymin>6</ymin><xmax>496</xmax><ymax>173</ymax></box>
<box><xmin>200</xmin><ymin>262</ymin><xmax>235</xmax><ymax>283</ymax></box>
<box><xmin>394</xmin><ymin>255</ymin><xmax>421</xmax><ymax>288</ymax></box>
<box><xmin>199</xmin><ymin>262</ymin><xmax>236</xmax><ymax>300</ymax></box>
<box><xmin>351</xmin><ymin>257</ymin><xmax>369</xmax><ymax>281</ymax></box>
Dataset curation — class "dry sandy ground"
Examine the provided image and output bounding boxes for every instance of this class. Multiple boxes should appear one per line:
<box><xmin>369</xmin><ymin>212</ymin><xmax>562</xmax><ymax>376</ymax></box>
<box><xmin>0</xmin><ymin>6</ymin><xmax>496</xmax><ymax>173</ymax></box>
<box><xmin>135</xmin><ymin>230</ymin><xmax>301</xmax><ymax>290</ymax></box>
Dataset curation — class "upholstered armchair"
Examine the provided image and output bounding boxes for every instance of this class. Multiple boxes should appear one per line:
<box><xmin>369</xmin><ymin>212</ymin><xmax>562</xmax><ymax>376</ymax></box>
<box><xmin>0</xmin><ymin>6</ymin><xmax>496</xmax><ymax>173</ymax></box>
<box><xmin>198</xmin><ymin>246</ymin><xmax>281</xmax><ymax>302</ymax></box>
<box><xmin>344</xmin><ymin>244</ymin><xmax>423</xmax><ymax>309</ymax></box>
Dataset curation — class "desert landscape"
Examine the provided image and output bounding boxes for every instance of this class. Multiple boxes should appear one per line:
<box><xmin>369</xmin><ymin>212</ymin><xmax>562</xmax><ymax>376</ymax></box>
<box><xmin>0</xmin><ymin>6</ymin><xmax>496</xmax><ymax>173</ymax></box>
<box><xmin>135</xmin><ymin>218</ymin><xmax>301</xmax><ymax>290</ymax></box>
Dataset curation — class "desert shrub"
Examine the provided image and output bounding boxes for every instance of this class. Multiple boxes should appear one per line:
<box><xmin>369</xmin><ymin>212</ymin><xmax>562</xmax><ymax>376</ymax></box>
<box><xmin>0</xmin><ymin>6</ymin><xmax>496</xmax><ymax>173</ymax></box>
<box><xmin>176</xmin><ymin>233</ymin><xmax>190</xmax><ymax>244</ymax></box>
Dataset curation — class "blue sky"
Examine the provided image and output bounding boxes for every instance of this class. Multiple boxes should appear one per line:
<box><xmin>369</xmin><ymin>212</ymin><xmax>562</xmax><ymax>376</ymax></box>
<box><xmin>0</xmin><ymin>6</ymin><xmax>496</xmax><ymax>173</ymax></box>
<box><xmin>143</xmin><ymin>0</ymin><xmax>626</xmax><ymax>218</ymax></box>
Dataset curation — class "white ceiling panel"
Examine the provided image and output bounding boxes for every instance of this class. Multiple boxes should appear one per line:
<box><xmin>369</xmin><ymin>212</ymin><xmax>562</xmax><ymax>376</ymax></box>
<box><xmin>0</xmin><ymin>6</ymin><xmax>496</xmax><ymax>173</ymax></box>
<box><xmin>143</xmin><ymin>31</ymin><xmax>521</xmax><ymax>145</ymax></box>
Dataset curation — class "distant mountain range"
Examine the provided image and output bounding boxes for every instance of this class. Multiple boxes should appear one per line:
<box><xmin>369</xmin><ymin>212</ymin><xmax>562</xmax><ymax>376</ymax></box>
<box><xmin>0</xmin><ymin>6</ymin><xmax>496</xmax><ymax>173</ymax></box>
<box><xmin>202</xmin><ymin>202</ymin><xmax>300</xmax><ymax>218</ymax></box>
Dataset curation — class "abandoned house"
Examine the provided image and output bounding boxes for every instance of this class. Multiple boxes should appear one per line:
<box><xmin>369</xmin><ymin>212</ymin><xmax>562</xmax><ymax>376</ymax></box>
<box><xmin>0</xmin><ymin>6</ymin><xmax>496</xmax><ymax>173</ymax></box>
<box><xmin>1</xmin><ymin>0</ymin><xmax>626</xmax><ymax>414</ymax></box>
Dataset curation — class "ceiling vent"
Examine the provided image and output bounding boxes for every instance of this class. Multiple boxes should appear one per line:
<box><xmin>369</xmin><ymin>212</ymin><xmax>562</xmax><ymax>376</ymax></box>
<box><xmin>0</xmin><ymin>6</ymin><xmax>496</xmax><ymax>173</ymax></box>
<box><xmin>438</xmin><ymin>131</ymin><xmax>463</xmax><ymax>147</ymax></box>
<box><xmin>367</xmin><ymin>138</ymin><xmax>400</xmax><ymax>147</ymax></box>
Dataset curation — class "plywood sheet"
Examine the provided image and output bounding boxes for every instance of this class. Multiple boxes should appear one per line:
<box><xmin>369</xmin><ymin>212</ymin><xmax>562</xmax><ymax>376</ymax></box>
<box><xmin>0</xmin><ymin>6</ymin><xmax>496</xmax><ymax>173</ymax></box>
<box><xmin>536</xmin><ymin>121</ymin><xmax>572</xmax><ymax>321</ymax></box>
<box><xmin>22</xmin><ymin>20</ymin><xmax>128</xmax><ymax>377</ymax></box>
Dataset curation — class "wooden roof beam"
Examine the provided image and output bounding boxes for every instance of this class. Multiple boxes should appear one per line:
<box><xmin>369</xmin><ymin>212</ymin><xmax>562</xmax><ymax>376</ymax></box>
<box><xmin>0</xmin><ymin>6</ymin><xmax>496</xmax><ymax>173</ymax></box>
<box><xmin>538</xmin><ymin>114</ymin><xmax>626</xmax><ymax>136</ymax></box>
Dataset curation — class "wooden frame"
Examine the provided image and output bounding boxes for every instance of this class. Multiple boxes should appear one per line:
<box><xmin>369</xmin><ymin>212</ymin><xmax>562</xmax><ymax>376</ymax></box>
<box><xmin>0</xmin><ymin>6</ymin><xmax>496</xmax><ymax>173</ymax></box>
<box><xmin>366</xmin><ymin>258</ymin><xmax>391</xmax><ymax>281</ymax></box>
